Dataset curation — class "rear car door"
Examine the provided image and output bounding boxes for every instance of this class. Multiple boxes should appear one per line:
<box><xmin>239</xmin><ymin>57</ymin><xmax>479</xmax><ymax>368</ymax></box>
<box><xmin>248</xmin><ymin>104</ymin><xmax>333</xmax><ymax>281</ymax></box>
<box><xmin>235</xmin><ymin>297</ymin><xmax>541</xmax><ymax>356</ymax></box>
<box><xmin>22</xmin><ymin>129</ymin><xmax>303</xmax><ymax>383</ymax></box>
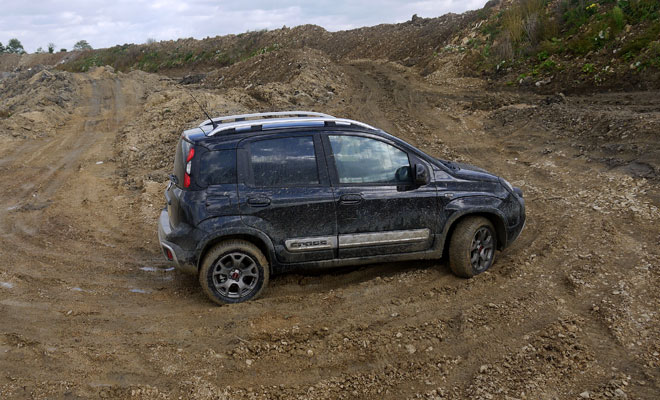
<box><xmin>238</xmin><ymin>133</ymin><xmax>337</xmax><ymax>263</ymax></box>
<box><xmin>323</xmin><ymin>133</ymin><xmax>437</xmax><ymax>258</ymax></box>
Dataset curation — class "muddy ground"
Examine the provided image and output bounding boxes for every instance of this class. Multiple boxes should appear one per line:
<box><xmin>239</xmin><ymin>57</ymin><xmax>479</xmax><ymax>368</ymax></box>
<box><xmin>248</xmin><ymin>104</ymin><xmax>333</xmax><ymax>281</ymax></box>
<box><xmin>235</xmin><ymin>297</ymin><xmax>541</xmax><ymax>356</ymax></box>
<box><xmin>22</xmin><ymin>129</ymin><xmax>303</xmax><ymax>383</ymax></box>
<box><xmin>0</xmin><ymin>50</ymin><xmax>659</xmax><ymax>400</ymax></box>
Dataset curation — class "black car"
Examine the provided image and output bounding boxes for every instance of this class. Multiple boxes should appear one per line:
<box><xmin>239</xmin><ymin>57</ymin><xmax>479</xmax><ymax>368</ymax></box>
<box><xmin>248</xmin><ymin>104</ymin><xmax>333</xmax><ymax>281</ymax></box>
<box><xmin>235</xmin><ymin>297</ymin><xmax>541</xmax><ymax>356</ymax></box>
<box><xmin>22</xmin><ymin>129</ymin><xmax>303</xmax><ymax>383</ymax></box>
<box><xmin>158</xmin><ymin>111</ymin><xmax>525</xmax><ymax>305</ymax></box>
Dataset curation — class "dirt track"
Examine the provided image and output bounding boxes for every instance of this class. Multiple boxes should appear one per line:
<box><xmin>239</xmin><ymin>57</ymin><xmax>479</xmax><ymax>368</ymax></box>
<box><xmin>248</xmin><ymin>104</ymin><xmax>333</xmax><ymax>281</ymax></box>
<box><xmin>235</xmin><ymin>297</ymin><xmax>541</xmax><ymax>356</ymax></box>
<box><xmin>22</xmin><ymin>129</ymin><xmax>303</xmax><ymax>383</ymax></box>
<box><xmin>0</xmin><ymin>59</ymin><xmax>659</xmax><ymax>399</ymax></box>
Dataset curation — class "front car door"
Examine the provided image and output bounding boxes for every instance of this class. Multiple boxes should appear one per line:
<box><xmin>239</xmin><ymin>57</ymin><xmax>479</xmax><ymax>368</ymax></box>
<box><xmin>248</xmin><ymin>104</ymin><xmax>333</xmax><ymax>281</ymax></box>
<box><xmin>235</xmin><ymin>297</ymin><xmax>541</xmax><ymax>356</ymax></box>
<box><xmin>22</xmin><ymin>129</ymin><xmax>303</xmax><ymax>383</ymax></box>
<box><xmin>323</xmin><ymin>133</ymin><xmax>438</xmax><ymax>258</ymax></box>
<box><xmin>238</xmin><ymin>133</ymin><xmax>337</xmax><ymax>263</ymax></box>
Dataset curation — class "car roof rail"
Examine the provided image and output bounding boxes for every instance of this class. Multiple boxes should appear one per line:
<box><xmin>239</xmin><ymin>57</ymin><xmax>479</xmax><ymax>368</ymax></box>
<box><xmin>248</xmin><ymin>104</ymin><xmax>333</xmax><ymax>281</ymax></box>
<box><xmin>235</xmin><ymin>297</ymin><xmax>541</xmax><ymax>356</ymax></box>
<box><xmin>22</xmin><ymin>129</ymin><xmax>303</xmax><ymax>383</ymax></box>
<box><xmin>199</xmin><ymin>111</ymin><xmax>335</xmax><ymax>128</ymax></box>
<box><xmin>207</xmin><ymin>117</ymin><xmax>378</xmax><ymax>136</ymax></box>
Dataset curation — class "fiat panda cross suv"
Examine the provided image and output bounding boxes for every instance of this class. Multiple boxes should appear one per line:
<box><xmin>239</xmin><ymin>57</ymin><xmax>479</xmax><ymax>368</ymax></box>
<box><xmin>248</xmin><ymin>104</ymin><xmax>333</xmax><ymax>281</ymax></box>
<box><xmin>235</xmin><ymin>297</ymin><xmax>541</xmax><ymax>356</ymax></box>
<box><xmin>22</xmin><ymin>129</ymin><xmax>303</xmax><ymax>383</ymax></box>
<box><xmin>158</xmin><ymin>111</ymin><xmax>525</xmax><ymax>305</ymax></box>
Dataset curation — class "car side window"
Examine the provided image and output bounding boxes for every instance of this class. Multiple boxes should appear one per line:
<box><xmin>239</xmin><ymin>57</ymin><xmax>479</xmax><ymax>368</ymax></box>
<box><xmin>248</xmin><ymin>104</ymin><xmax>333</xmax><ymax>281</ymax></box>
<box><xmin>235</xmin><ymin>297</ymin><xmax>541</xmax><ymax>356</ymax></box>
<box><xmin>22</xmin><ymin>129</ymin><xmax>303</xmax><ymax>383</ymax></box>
<box><xmin>328</xmin><ymin>135</ymin><xmax>411</xmax><ymax>184</ymax></box>
<box><xmin>198</xmin><ymin>150</ymin><xmax>237</xmax><ymax>186</ymax></box>
<box><xmin>250</xmin><ymin>136</ymin><xmax>319</xmax><ymax>187</ymax></box>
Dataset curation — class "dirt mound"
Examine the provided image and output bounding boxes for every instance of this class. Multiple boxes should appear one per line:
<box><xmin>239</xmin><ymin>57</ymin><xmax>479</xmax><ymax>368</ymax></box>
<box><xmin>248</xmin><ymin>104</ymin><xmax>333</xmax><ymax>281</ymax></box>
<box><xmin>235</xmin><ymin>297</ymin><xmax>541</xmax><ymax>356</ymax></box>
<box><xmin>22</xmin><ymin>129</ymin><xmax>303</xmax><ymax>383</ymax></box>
<box><xmin>0</xmin><ymin>66</ymin><xmax>79</xmax><ymax>140</ymax></box>
<box><xmin>56</xmin><ymin>12</ymin><xmax>480</xmax><ymax>77</ymax></box>
<box><xmin>0</xmin><ymin>52</ymin><xmax>73</xmax><ymax>72</ymax></box>
<box><xmin>204</xmin><ymin>48</ymin><xmax>347</xmax><ymax>108</ymax></box>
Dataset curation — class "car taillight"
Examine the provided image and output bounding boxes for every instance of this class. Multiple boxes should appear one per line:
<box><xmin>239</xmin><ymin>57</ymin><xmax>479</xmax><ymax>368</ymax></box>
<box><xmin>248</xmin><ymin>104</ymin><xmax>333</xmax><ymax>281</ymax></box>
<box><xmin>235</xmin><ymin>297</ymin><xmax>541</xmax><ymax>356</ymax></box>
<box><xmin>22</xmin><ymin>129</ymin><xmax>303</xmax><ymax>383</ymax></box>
<box><xmin>184</xmin><ymin>147</ymin><xmax>195</xmax><ymax>188</ymax></box>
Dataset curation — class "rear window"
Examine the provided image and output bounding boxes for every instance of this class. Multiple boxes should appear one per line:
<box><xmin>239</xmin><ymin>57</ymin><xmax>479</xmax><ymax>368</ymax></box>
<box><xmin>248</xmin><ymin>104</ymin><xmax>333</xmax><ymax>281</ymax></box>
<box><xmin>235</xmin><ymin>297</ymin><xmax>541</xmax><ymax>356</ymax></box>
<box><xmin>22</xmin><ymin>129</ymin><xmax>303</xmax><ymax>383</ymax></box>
<box><xmin>198</xmin><ymin>150</ymin><xmax>237</xmax><ymax>186</ymax></box>
<box><xmin>173</xmin><ymin>139</ymin><xmax>192</xmax><ymax>188</ymax></box>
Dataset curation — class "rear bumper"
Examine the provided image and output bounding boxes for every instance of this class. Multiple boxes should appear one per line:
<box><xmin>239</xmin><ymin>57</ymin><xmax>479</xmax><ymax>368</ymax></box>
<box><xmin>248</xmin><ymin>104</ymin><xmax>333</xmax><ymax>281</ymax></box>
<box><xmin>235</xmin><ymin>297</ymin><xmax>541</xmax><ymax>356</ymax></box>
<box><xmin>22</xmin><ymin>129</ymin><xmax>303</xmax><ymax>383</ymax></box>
<box><xmin>158</xmin><ymin>209</ymin><xmax>197</xmax><ymax>275</ymax></box>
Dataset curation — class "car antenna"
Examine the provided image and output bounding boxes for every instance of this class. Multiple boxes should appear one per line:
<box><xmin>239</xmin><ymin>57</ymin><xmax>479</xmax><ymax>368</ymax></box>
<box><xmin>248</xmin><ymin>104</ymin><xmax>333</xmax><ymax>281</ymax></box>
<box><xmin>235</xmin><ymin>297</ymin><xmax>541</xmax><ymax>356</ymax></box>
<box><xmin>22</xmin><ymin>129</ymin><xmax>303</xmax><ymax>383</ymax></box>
<box><xmin>184</xmin><ymin>87</ymin><xmax>217</xmax><ymax>129</ymax></box>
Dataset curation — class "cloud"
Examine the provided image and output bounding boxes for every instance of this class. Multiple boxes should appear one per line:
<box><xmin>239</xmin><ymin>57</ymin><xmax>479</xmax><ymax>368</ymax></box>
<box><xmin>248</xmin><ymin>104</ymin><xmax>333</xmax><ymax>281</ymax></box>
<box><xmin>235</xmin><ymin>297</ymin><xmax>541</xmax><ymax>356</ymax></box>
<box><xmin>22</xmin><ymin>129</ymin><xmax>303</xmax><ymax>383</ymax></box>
<box><xmin>0</xmin><ymin>0</ymin><xmax>488</xmax><ymax>52</ymax></box>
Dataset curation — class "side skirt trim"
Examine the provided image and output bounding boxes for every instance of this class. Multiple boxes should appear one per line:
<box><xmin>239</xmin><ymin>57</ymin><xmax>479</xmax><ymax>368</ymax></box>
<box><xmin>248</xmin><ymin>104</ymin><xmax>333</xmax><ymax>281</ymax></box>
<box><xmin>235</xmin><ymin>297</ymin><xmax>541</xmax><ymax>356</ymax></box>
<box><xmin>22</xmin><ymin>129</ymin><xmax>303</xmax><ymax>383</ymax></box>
<box><xmin>284</xmin><ymin>229</ymin><xmax>432</xmax><ymax>252</ymax></box>
<box><xmin>338</xmin><ymin>228</ymin><xmax>431</xmax><ymax>248</ymax></box>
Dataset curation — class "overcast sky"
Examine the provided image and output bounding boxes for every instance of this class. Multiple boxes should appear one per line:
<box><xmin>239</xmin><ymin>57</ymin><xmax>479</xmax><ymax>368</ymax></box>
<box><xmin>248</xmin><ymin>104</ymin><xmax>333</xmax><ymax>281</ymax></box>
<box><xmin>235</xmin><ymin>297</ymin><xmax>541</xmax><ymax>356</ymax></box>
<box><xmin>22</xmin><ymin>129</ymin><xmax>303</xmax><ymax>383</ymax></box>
<box><xmin>1</xmin><ymin>0</ymin><xmax>488</xmax><ymax>53</ymax></box>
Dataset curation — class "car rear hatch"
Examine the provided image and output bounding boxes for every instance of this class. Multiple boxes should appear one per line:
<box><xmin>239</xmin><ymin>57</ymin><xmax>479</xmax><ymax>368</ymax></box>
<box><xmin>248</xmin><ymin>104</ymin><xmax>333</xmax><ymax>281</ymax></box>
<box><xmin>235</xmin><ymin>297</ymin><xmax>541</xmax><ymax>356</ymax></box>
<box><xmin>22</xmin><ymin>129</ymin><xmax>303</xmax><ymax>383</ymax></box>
<box><xmin>166</xmin><ymin>137</ymin><xmax>195</xmax><ymax>228</ymax></box>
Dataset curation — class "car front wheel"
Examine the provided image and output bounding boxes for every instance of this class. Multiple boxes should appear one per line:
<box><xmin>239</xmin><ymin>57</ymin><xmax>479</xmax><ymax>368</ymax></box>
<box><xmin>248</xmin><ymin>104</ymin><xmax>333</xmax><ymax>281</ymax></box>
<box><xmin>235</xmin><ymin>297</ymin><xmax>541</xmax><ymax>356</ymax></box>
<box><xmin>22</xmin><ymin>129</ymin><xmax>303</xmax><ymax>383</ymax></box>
<box><xmin>199</xmin><ymin>240</ymin><xmax>269</xmax><ymax>305</ymax></box>
<box><xmin>448</xmin><ymin>216</ymin><xmax>497</xmax><ymax>278</ymax></box>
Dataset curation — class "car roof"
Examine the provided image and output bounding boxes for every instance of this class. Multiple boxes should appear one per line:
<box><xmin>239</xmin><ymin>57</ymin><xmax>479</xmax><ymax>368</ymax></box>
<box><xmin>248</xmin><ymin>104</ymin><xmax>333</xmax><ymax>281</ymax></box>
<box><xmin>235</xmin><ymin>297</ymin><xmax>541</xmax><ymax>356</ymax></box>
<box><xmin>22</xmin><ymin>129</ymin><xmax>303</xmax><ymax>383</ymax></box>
<box><xmin>182</xmin><ymin>110</ymin><xmax>380</xmax><ymax>142</ymax></box>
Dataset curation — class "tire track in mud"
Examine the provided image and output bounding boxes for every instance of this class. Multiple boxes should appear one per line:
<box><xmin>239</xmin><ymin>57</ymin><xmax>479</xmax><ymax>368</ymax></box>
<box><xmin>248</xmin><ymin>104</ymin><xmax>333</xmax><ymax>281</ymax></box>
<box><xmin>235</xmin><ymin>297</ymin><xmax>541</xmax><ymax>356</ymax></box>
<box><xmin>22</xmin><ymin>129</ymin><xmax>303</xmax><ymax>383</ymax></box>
<box><xmin>0</xmin><ymin>78</ymin><xmax>108</xmax><ymax>264</ymax></box>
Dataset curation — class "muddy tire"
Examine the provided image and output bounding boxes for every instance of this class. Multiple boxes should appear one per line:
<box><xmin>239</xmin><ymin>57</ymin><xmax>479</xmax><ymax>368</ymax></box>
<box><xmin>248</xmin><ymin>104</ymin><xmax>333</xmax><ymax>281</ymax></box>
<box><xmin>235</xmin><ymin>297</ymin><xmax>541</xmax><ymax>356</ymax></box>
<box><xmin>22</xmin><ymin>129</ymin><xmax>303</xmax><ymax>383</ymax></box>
<box><xmin>448</xmin><ymin>216</ymin><xmax>497</xmax><ymax>278</ymax></box>
<box><xmin>199</xmin><ymin>240</ymin><xmax>269</xmax><ymax>305</ymax></box>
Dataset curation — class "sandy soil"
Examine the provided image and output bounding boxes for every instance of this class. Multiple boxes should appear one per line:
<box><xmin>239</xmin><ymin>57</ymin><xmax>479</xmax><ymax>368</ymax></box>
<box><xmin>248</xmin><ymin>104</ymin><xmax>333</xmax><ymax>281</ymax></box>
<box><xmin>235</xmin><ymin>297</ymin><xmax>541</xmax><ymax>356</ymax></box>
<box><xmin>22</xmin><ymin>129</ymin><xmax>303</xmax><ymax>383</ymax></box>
<box><xmin>0</xmin><ymin>56</ymin><xmax>658</xmax><ymax>400</ymax></box>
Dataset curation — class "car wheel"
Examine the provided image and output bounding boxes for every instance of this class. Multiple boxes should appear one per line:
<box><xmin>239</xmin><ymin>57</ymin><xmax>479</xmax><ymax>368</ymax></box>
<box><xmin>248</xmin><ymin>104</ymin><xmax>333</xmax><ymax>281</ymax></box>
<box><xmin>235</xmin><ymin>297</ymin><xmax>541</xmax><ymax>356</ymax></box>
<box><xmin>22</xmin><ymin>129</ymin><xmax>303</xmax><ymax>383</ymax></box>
<box><xmin>448</xmin><ymin>216</ymin><xmax>497</xmax><ymax>278</ymax></box>
<box><xmin>199</xmin><ymin>240</ymin><xmax>269</xmax><ymax>305</ymax></box>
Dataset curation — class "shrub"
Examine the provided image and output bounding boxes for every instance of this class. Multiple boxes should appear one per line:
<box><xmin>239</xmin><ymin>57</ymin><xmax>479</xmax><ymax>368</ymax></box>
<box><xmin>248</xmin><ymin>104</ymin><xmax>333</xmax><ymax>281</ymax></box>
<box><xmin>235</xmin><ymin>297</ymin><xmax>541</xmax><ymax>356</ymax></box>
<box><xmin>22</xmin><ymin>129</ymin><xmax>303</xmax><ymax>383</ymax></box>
<box><xmin>619</xmin><ymin>0</ymin><xmax>660</xmax><ymax>21</ymax></box>
<box><xmin>540</xmin><ymin>59</ymin><xmax>557</xmax><ymax>71</ymax></box>
<box><xmin>73</xmin><ymin>40</ymin><xmax>93</xmax><ymax>51</ymax></box>
<box><xmin>523</xmin><ymin>12</ymin><xmax>542</xmax><ymax>44</ymax></box>
<box><xmin>6</xmin><ymin>38</ymin><xmax>25</xmax><ymax>54</ymax></box>
<box><xmin>493</xmin><ymin>33</ymin><xmax>514</xmax><ymax>60</ymax></box>
<box><xmin>503</xmin><ymin>4</ymin><xmax>524</xmax><ymax>42</ymax></box>
<box><xmin>609</xmin><ymin>6</ymin><xmax>625</xmax><ymax>33</ymax></box>
<box><xmin>582</xmin><ymin>63</ymin><xmax>595</xmax><ymax>73</ymax></box>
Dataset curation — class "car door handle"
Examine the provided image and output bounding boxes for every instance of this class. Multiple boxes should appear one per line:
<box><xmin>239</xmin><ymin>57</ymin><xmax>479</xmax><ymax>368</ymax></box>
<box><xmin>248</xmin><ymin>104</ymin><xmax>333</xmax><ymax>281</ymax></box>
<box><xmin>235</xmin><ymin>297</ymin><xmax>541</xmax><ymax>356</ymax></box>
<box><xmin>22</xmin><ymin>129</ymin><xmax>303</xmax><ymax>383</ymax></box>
<box><xmin>247</xmin><ymin>197</ymin><xmax>271</xmax><ymax>207</ymax></box>
<box><xmin>339</xmin><ymin>194</ymin><xmax>362</xmax><ymax>205</ymax></box>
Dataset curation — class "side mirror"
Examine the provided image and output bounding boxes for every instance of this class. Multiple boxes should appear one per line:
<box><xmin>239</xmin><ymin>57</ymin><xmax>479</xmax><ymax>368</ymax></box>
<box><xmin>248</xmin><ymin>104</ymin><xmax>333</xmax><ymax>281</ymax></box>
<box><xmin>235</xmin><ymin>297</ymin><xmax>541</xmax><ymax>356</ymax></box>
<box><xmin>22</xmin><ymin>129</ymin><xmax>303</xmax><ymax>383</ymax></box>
<box><xmin>395</xmin><ymin>166</ymin><xmax>412</xmax><ymax>182</ymax></box>
<box><xmin>414</xmin><ymin>164</ymin><xmax>430</xmax><ymax>186</ymax></box>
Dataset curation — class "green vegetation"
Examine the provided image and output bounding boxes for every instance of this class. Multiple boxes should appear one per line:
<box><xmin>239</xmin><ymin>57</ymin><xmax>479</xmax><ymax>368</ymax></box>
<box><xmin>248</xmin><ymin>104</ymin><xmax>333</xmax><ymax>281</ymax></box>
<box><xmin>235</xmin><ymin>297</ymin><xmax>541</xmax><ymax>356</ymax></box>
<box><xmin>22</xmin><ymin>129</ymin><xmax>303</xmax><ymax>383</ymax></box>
<box><xmin>582</xmin><ymin>62</ymin><xmax>595</xmax><ymax>73</ymax></box>
<box><xmin>1</xmin><ymin>38</ymin><xmax>26</xmax><ymax>54</ymax></box>
<box><xmin>59</xmin><ymin>29</ymin><xmax>282</xmax><ymax>73</ymax></box>
<box><xmin>473</xmin><ymin>0</ymin><xmax>660</xmax><ymax>80</ymax></box>
<box><xmin>73</xmin><ymin>40</ymin><xmax>93</xmax><ymax>51</ymax></box>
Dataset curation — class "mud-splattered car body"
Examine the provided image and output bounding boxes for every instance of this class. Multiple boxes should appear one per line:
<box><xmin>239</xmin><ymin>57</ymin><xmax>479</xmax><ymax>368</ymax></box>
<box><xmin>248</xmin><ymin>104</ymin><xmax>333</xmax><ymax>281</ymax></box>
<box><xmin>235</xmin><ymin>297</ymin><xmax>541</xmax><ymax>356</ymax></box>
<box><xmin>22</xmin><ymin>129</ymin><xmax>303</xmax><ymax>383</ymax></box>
<box><xmin>158</xmin><ymin>111</ymin><xmax>525</xmax><ymax>303</ymax></box>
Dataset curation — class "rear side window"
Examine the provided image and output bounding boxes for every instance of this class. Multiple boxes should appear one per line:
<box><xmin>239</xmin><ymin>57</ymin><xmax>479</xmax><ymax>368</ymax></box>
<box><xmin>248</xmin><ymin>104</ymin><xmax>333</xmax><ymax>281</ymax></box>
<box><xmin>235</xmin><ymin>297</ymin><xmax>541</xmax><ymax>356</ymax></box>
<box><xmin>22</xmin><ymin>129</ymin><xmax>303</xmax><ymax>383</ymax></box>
<box><xmin>249</xmin><ymin>136</ymin><xmax>319</xmax><ymax>187</ymax></box>
<box><xmin>198</xmin><ymin>150</ymin><xmax>237</xmax><ymax>186</ymax></box>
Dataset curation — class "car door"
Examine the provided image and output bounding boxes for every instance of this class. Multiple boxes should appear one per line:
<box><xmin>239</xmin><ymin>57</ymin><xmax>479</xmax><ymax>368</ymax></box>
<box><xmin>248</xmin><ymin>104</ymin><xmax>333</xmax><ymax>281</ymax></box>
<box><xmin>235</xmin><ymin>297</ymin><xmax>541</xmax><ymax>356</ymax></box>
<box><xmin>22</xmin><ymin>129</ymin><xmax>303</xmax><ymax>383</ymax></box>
<box><xmin>238</xmin><ymin>133</ymin><xmax>337</xmax><ymax>263</ymax></box>
<box><xmin>323</xmin><ymin>133</ymin><xmax>437</xmax><ymax>258</ymax></box>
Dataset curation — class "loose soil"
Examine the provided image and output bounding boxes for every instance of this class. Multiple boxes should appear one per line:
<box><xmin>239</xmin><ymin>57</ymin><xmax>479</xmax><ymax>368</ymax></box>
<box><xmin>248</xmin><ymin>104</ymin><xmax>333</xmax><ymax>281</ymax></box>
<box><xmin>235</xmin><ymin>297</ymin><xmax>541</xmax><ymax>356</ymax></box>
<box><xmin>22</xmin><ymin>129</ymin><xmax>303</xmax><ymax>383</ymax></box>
<box><xmin>0</xmin><ymin>48</ymin><xmax>658</xmax><ymax>399</ymax></box>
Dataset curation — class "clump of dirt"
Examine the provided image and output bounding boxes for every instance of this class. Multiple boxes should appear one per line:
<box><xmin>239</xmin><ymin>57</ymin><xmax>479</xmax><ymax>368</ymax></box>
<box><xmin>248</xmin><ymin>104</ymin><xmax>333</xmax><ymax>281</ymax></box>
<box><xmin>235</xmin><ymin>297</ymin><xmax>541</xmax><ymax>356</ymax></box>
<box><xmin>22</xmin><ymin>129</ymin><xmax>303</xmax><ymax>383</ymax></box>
<box><xmin>0</xmin><ymin>66</ymin><xmax>79</xmax><ymax>139</ymax></box>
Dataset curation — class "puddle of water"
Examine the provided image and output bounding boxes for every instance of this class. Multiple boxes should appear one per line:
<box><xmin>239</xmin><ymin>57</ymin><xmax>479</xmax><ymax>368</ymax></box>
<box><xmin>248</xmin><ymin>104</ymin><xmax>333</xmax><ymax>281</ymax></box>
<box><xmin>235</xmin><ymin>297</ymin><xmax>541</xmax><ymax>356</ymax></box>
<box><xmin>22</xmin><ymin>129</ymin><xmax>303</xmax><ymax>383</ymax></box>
<box><xmin>140</xmin><ymin>266</ymin><xmax>175</xmax><ymax>272</ymax></box>
<box><xmin>6</xmin><ymin>205</ymin><xmax>19</xmax><ymax>211</ymax></box>
<box><xmin>129</xmin><ymin>288</ymin><xmax>150</xmax><ymax>294</ymax></box>
<box><xmin>0</xmin><ymin>282</ymin><xmax>13</xmax><ymax>289</ymax></box>
<box><xmin>96</xmin><ymin>161</ymin><xmax>104</xmax><ymax>165</ymax></box>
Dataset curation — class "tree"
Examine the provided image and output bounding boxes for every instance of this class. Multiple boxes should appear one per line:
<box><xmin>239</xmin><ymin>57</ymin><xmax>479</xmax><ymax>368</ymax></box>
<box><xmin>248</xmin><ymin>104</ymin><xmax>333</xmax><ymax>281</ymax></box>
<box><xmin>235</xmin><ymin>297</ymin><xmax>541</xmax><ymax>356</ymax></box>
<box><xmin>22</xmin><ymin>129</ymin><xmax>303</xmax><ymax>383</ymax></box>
<box><xmin>60</xmin><ymin>48</ymin><xmax>67</xmax><ymax>52</ymax></box>
<box><xmin>0</xmin><ymin>42</ymin><xmax>5</xmax><ymax>53</ymax></box>
<box><xmin>35</xmin><ymin>46</ymin><xmax>44</xmax><ymax>53</ymax></box>
<box><xmin>73</xmin><ymin>40</ymin><xmax>92</xmax><ymax>51</ymax></box>
<box><xmin>48</xmin><ymin>43</ymin><xmax>55</xmax><ymax>53</ymax></box>
<box><xmin>6</xmin><ymin>38</ymin><xmax>25</xmax><ymax>54</ymax></box>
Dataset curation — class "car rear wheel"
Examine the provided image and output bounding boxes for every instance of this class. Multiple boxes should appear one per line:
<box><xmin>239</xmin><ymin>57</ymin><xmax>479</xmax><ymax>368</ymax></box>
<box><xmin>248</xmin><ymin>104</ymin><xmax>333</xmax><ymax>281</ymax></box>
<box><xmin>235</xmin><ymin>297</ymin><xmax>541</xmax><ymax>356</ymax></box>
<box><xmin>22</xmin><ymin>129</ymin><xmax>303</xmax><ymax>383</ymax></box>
<box><xmin>199</xmin><ymin>240</ymin><xmax>269</xmax><ymax>305</ymax></box>
<box><xmin>448</xmin><ymin>216</ymin><xmax>497</xmax><ymax>278</ymax></box>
